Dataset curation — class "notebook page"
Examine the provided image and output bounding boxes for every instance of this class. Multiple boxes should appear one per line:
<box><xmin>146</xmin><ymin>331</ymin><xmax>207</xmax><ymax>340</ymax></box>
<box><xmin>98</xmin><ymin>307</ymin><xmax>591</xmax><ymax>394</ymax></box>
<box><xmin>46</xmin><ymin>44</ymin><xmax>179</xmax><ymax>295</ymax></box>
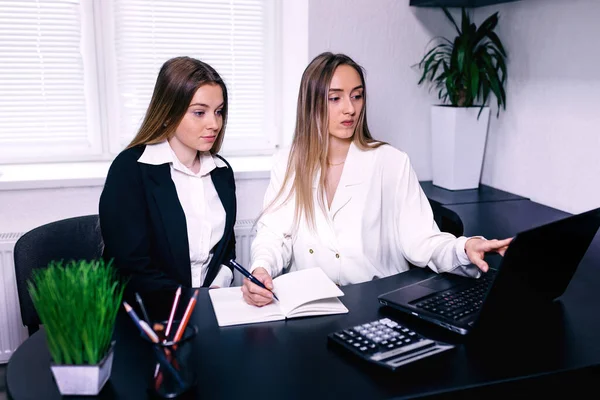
<box><xmin>287</xmin><ymin>297</ymin><xmax>349</xmax><ymax>318</ymax></box>
<box><xmin>273</xmin><ymin>268</ymin><xmax>344</xmax><ymax>316</ymax></box>
<box><xmin>209</xmin><ymin>287</ymin><xmax>285</xmax><ymax>327</ymax></box>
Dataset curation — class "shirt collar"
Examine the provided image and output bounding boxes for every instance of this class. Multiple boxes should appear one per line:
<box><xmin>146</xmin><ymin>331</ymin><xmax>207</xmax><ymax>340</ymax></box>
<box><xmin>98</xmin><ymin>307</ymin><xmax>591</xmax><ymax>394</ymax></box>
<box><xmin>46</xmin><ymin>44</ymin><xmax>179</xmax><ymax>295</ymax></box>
<box><xmin>137</xmin><ymin>140</ymin><xmax>228</xmax><ymax>176</ymax></box>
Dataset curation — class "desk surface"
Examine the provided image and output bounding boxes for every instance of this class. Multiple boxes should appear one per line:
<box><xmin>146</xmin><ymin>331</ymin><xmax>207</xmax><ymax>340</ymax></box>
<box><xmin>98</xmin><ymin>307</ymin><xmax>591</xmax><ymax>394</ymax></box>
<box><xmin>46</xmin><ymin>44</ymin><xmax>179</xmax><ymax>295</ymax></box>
<box><xmin>7</xmin><ymin>199</ymin><xmax>600</xmax><ymax>399</ymax></box>
<box><xmin>420</xmin><ymin>181</ymin><xmax>527</xmax><ymax>206</ymax></box>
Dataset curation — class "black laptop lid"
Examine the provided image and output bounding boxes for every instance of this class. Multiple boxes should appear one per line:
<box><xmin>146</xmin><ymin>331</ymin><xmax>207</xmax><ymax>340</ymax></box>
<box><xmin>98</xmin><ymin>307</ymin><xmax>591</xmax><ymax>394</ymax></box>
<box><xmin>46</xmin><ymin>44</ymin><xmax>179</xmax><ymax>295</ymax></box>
<box><xmin>503</xmin><ymin>206</ymin><xmax>600</xmax><ymax>302</ymax></box>
<box><xmin>473</xmin><ymin>207</ymin><xmax>600</xmax><ymax>333</ymax></box>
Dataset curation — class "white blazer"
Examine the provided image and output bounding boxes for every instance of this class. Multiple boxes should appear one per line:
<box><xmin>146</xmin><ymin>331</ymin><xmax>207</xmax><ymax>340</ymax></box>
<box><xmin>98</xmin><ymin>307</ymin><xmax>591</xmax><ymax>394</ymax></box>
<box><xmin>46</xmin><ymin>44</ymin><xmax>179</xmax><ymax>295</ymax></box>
<box><xmin>250</xmin><ymin>142</ymin><xmax>480</xmax><ymax>285</ymax></box>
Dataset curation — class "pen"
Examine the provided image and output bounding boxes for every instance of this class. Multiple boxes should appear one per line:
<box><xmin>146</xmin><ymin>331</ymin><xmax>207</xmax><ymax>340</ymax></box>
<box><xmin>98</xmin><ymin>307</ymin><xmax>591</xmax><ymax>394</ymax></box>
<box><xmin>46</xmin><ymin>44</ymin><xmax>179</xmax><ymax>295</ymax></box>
<box><xmin>135</xmin><ymin>292</ymin><xmax>151</xmax><ymax>323</ymax></box>
<box><xmin>228</xmin><ymin>259</ymin><xmax>279</xmax><ymax>301</ymax></box>
<box><xmin>165</xmin><ymin>285</ymin><xmax>182</xmax><ymax>341</ymax></box>
<box><xmin>123</xmin><ymin>302</ymin><xmax>185</xmax><ymax>388</ymax></box>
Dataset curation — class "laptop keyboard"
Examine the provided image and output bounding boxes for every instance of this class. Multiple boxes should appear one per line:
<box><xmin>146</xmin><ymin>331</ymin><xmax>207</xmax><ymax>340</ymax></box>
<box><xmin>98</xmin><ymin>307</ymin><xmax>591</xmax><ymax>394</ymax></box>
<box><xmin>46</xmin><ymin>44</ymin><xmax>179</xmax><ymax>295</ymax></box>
<box><xmin>411</xmin><ymin>271</ymin><xmax>496</xmax><ymax>321</ymax></box>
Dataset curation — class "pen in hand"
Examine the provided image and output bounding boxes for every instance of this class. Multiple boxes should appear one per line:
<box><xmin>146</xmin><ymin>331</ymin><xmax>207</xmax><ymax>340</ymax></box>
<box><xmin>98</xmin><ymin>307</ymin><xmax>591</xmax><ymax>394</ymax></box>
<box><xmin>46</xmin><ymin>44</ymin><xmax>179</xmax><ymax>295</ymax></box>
<box><xmin>228</xmin><ymin>259</ymin><xmax>279</xmax><ymax>301</ymax></box>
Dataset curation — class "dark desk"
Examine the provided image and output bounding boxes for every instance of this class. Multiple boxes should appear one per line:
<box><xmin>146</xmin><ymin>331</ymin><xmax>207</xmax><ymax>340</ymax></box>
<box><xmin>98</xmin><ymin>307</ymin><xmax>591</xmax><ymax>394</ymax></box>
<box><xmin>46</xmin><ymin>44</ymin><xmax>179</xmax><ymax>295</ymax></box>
<box><xmin>6</xmin><ymin>270</ymin><xmax>600</xmax><ymax>400</ymax></box>
<box><xmin>7</xmin><ymin>194</ymin><xmax>600</xmax><ymax>399</ymax></box>
<box><xmin>419</xmin><ymin>181</ymin><xmax>528</xmax><ymax>207</ymax></box>
<box><xmin>419</xmin><ymin>181</ymin><xmax>528</xmax><ymax>238</ymax></box>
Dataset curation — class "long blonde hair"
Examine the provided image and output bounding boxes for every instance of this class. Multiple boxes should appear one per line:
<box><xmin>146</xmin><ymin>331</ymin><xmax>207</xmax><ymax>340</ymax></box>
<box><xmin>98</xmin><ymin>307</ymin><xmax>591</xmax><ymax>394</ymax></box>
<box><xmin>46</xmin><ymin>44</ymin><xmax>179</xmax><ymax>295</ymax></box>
<box><xmin>127</xmin><ymin>56</ymin><xmax>228</xmax><ymax>153</ymax></box>
<box><xmin>267</xmin><ymin>52</ymin><xmax>385</xmax><ymax>231</ymax></box>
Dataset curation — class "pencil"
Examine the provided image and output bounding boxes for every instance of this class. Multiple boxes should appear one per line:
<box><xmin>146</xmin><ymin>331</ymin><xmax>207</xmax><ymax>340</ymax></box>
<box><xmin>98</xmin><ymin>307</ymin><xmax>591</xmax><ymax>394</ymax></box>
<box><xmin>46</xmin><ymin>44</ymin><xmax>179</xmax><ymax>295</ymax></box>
<box><xmin>165</xmin><ymin>285</ymin><xmax>182</xmax><ymax>340</ymax></box>
<box><xmin>124</xmin><ymin>302</ymin><xmax>184</xmax><ymax>388</ymax></box>
<box><xmin>135</xmin><ymin>292</ymin><xmax>151</xmax><ymax>323</ymax></box>
<box><xmin>123</xmin><ymin>302</ymin><xmax>158</xmax><ymax>341</ymax></box>
<box><xmin>172</xmin><ymin>289</ymin><xmax>199</xmax><ymax>343</ymax></box>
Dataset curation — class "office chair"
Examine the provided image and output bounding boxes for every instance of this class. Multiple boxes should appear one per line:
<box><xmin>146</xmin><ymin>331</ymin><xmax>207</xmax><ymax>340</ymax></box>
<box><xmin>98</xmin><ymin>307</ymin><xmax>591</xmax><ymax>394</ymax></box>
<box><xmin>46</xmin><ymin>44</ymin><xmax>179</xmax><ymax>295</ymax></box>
<box><xmin>13</xmin><ymin>214</ymin><xmax>103</xmax><ymax>336</ymax></box>
<box><xmin>430</xmin><ymin>202</ymin><xmax>464</xmax><ymax>238</ymax></box>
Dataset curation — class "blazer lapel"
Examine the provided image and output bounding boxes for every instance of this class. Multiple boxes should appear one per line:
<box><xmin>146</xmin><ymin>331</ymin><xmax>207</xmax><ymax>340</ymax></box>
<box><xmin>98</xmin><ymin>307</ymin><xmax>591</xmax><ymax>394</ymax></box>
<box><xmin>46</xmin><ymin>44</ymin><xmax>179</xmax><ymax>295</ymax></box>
<box><xmin>308</xmin><ymin>143</ymin><xmax>369</xmax><ymax>252</ymax></box>
<box><xmin>329</xmin><ymin>142</ymin><xmax>367</xmax><ymax>219</ymax></box>
<box><xmin>203</xmin><ymin>165</ymin><xmax>236</xmax><ymax>286</ymax></box>
<box><xmin>146</xmin><ymin>164</ymin><xmax>192</xmax><ymax>286</ymax></box>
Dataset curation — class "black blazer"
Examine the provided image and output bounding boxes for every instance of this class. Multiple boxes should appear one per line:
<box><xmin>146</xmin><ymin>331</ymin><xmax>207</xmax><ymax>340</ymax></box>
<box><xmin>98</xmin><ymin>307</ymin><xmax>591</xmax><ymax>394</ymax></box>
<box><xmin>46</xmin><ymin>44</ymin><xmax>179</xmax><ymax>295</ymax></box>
<box><xmin>99</xmin><ymin>145</ymin><xmax>236</xmax><ymax>294</ymax></box>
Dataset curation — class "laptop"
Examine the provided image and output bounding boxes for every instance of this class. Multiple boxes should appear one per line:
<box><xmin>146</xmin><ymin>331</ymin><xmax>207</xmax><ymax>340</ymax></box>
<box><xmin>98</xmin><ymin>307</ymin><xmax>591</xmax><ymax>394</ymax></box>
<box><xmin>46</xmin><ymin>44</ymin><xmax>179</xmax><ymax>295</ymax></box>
<box><xmin>378</xmin><ymin>207</ymin><xmax>600</xmax><ymax>336</ymax></box>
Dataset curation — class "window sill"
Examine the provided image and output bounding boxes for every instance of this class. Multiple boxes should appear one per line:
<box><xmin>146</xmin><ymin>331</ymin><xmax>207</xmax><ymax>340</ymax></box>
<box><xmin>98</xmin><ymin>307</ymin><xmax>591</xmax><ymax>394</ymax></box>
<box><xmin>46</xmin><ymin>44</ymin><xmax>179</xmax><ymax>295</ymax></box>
<box><xmin>0</xmin><ymin>156</ymin><xmax>272</xmax><ymax>191</ymax></box>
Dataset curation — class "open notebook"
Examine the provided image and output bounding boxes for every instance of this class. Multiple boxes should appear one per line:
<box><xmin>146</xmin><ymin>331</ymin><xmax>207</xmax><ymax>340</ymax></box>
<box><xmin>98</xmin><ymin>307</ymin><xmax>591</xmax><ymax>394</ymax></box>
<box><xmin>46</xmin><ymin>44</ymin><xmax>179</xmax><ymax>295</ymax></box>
<box><xmin>209</xmin><ymin>268</ymin><xmax>349</xmax><ymax>327</ymax></box>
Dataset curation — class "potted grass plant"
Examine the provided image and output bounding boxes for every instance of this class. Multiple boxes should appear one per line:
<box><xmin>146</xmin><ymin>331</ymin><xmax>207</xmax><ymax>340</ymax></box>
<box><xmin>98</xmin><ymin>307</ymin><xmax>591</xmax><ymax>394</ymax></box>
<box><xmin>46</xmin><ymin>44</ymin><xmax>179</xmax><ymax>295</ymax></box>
<box><xmin>28</xmin><ymin>259</ymin><xmax>125</xmax><ymax>396</ymax></box>
<box><xmin>417</xmin><ymin>8</ymin><xmax>507</xmax><ymax>190</ymax></box>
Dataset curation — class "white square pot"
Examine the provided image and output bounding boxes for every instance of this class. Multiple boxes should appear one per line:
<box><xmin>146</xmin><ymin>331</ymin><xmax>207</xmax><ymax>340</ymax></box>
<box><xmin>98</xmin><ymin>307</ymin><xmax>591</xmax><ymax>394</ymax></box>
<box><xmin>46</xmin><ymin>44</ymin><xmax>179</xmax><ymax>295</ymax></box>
<box><xmin>431</xmin><ymin>106</ymin><xmax>490</xmax><ymax>190</ymax></box>
<box><xmin>50</xmin><ymin>342</ymin><xmax>115</xmax><ymax>396</ymax></box>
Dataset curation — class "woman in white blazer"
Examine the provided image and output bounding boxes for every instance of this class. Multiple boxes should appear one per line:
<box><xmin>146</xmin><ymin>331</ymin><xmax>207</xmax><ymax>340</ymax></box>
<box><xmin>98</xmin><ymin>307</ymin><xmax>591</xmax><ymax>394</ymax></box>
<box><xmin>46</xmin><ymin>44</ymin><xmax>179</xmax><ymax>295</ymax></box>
<box><xmin>242</xmin><ymin>52</ymin><xmax>512</xmax><ymax>306</ymax></box>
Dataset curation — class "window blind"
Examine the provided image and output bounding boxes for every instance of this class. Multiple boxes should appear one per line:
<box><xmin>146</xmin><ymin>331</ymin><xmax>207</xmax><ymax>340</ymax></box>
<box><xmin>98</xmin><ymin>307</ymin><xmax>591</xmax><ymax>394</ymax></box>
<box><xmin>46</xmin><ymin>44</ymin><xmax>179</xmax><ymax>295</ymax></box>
<box><xmin>108</xmin><ymin>0</ymin><xmax>276</xmax><ymax>153</ymax></box>
<box><xmin>0</xmin><ymin>0</ymin><xmax>101</xmax><ymax>162</ymax></box>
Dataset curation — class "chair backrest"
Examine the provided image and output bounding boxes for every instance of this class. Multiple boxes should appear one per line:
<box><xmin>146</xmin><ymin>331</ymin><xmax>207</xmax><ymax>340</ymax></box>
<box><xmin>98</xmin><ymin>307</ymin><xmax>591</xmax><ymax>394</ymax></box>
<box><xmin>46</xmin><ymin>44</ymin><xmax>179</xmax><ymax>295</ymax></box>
<box><xmin>13</xmin><ymin>215</ymin><xmax>103</xmax><ymax>332</ymax></box>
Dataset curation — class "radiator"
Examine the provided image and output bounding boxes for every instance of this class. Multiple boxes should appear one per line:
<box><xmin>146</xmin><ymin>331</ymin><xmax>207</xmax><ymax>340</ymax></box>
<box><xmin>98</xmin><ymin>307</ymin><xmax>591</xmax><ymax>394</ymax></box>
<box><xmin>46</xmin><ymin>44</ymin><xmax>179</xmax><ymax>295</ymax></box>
<box><xmin>0</xmin><ymin>220</ymin><xmax>256</xmax><ymax>363</ymax></box>
<box><xmin>0</xmin><ymin>233</ymin><xmax>28</xmax><ymax>364</ymax></box>
<box><xmin>233</xmin><ymin>219</ymin><xmax>257</xmax><ymax>286</ymax></box>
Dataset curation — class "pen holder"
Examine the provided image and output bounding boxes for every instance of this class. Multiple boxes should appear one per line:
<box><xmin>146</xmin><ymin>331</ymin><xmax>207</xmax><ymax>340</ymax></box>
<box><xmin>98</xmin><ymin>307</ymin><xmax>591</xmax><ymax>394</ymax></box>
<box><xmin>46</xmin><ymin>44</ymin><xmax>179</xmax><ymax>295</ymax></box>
<box><xmin>148</xmin><ymin>320</ymin><xmax>198</xmax><ymax>399</ymax></box>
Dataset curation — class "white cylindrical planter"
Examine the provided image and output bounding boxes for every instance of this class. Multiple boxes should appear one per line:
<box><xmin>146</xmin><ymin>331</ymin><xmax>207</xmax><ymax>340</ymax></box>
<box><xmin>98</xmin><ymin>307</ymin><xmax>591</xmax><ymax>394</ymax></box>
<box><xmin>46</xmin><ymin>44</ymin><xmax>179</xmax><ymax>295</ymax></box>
<box><xmin>430</xmin><ymin>105</ymin><xmax>490</xmax><ymax>190</ymax></box>
<box><xmin>50</xmin><ymin>342</ymin><xmax>115</xmax><ymax>396</ymax></box>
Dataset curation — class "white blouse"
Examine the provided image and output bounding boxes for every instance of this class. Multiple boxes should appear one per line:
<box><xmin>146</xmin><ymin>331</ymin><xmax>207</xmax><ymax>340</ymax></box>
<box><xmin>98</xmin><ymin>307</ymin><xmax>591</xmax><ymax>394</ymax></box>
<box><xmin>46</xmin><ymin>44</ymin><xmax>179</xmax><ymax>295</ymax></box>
<box><xmin>138</xmin><ymin>141</ymin><xmax>232</xmax><ymax>288</ymax></box>
<box><xmin>250</xmin><ymin>142</ymin><xmax>480</xmax><ymax>286</ymax></box>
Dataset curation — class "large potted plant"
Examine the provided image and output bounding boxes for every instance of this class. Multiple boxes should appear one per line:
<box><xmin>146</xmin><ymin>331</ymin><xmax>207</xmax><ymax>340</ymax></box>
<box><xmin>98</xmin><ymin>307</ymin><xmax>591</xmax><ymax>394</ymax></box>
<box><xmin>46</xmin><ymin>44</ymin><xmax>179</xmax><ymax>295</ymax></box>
<box><xmin>28</xmin><ymin>259</ymin><xmax>125</xmax><ymax>396</ymax></box>
<box><xmin>417</xmin><ymin>8</ymin><xmax>507</xmax><ymax>190</ymax></box>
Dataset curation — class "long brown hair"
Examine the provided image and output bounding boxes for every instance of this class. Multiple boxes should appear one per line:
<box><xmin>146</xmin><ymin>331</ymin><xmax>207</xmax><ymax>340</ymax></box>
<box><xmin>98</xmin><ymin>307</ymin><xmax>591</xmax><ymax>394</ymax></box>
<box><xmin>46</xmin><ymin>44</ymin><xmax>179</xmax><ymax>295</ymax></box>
<box><xmin>127</xmin><ymin>56</ymin><xmax>228</xmax><ymax>153</ymax></box>
<box><xmin>266</xmin><ymin>52</ymin><xmax>384</xmax><ymax>231</ymax></box>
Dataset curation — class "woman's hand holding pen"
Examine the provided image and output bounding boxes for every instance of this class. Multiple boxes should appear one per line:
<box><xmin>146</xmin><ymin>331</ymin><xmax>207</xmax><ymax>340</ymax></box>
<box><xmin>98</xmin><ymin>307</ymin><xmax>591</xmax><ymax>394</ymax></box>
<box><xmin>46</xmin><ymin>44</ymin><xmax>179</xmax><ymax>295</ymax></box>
<box><xmin>242</xmin><ymin>267</ymin><xmax>275</xmax><ymax>307</ymax></box>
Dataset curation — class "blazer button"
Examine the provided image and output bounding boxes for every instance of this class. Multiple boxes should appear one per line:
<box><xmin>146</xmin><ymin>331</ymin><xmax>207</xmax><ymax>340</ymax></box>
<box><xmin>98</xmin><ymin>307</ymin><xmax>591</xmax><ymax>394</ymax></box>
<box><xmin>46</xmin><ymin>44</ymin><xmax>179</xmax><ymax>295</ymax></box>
<box><xmin>309</xmin><ymin>249</ymin><xmax>314</xmax><ymax>254</ymax></box>
<box><xmin>335</xmin><ymin>253</ymin><xmax>340</xmax><ymax>259</ymax></box>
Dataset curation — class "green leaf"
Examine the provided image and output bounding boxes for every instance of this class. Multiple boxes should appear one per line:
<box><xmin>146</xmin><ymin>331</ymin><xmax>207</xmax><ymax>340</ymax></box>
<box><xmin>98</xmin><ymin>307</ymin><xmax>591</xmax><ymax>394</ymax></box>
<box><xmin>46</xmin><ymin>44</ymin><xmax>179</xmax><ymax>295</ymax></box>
<box><xmin>475</xmin><ymin>12</ymin><xmax>499</xmax><ymax>45</ymax></box>
<box><xmin>487</xmin><ymin>31</ymin><xmax>507</xmax><ymax>57</ymax></box>
<box><xmin>442</xmin><ymin>7</ymin><xmax>461</xmax><ymax>35</ymax></box>
<box><xmin>461</xmin><ymin>8</ymin><xmax>470</xmax><ymax>36</ymax></box>
<box><xmin>470</xmin><ymin>63</ymin><xmax>480</xmax><ymax>102</ymax></box>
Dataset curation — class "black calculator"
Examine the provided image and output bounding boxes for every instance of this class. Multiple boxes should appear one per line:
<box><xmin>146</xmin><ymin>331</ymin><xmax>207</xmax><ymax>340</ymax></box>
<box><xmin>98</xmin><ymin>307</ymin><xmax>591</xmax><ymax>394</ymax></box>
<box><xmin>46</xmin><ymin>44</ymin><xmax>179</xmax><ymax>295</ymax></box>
<box><xmin>327</xmin><ymin>317</ymin><xmax>455</xmax><ymax>370</ymax></box>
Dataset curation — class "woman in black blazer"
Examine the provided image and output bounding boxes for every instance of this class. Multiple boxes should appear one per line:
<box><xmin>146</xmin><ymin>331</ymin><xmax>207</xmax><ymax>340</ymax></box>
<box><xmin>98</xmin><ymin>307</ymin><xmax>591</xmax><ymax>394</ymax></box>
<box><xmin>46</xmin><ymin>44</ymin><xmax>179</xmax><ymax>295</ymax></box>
<box><xmin>99</xmin><ymin>57</ymin><xmax>236</xmax><ymax>294</ymax></box>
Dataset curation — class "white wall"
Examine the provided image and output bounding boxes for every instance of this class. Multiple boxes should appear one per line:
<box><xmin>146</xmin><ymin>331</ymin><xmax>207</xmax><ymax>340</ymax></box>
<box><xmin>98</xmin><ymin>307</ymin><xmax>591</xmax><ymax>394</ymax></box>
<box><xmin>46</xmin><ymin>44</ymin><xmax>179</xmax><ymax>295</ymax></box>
<box><xmin>0</xmin><ymin>177</ymin><xmax>268</xmax><ymax>234</ymax></box>
<box><xmin>309</xmin><ymin>0</ymin><xmax>454</xmax><ymax>177</ymax></box>
<box><xmin>309</xmin><ymin>0</ymin><xmax>600</xmax><ymax>213</ymax></box>
<box><xmin>477</xmin><ymin>0</ymin><xmax>600</xmax><ymax>213</ymax></box>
